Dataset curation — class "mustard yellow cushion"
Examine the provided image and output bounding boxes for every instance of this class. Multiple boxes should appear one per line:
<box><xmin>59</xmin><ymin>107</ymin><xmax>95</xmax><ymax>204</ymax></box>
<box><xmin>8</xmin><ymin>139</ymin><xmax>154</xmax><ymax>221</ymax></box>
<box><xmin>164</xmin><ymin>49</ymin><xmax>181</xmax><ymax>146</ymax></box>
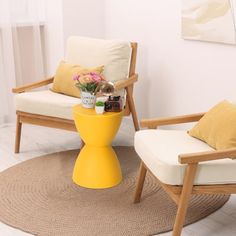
<box><xmin>189</xmin><ymin>100</ymin><xmax>236</xmax><ymax>150</ymax></box>
<box><xmin>51</xmin><ymin>61</ymin><xmax>104</xmax><ymax>98</ymax></box>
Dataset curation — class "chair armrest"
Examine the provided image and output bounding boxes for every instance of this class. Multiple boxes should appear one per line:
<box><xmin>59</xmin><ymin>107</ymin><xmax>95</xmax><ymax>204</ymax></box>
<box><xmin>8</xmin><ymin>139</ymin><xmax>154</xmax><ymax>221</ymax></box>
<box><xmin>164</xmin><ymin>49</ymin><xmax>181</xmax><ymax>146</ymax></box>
<box><xmin>179</xmin><ymin>148</ymin><xmax>236</xmax><ymax>164</ymax></box>
<box><xmin>140</xmin><ymin>113</ymin><xmax>205</xmax><ymax>129</ymax></box>
<box><xmin>12</xmin><ymin>77</ymin><xmax>54</xmax><ymax>93</ymax></box>
<box><xmin>114</xmin><ymin>74</ymin><xmax>138</xmax><ymax>90</ymax></box>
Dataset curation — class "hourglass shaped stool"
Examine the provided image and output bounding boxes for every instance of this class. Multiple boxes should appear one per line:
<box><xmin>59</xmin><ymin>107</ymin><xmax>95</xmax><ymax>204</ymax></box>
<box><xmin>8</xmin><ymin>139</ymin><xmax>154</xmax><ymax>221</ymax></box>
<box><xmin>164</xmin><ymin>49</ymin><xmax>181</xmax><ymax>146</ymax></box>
<box><xmin>72</xmin><ymin>105</ymin><xmax>124</xmax><ymax>189</ymax></box>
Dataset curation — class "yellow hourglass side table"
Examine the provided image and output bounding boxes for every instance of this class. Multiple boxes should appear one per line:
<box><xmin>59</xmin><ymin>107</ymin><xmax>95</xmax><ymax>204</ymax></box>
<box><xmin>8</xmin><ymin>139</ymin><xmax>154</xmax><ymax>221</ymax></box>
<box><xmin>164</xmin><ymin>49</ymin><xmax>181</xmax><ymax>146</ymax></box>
<box><xmin>72</xmin><ymin>105</ymin><xmax>124</xmax><ymax>189</ymax></box>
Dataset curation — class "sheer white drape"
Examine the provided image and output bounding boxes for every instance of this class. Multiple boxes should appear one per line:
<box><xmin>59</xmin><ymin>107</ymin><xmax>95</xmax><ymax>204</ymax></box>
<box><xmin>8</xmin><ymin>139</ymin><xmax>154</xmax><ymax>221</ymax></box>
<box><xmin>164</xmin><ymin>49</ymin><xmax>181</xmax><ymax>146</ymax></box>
<box><xmin>0</xmin><ymin>0</ymin><xmax>46</xmax><ymax>125</ymax></box>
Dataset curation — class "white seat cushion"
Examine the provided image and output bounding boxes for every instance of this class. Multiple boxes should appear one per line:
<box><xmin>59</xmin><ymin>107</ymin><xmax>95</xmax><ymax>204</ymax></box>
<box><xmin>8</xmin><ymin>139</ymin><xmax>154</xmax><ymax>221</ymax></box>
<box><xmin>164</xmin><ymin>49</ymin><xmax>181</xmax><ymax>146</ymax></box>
<box><xmin>65</xmin><ymin>36</ymin><xmax>132</xmax><ymax>83</ymax></box>
<box><xmin>135</xmin><ymin>129</ymin><xmax>236</xmax><ymax>185</ymax></box>
<box><xmin>15</xmin><ymin>90</ymin><xmax>80</xmax><ymax>120</ymax></box>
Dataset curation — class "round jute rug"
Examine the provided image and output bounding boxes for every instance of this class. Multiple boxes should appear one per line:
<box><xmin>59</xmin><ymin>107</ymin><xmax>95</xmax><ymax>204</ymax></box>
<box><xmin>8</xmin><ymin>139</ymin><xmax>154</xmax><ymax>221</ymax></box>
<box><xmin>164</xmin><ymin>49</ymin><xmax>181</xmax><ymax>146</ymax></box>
<box><xmin>0</xmin><ymin>147</ymin><xmax>229</xmax><ymax>236</ymax></box>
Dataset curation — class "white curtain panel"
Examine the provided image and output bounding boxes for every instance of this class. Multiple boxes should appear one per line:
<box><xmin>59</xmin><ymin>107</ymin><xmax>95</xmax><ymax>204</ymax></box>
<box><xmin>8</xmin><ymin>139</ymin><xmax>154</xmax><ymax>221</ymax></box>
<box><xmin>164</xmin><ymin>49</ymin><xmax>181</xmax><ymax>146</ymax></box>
<box><xmin>0</xmin><ymin>0</ymin><xmax>46</xmax><ymax>125</ymax></box>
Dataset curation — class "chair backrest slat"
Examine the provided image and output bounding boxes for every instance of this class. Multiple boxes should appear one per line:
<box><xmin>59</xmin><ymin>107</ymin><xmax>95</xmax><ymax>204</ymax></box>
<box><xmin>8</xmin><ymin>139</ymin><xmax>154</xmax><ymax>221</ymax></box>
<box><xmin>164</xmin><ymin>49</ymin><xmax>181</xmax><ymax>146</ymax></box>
<box><xmin>124</xmin><ymin>42</ymin><xmax>138</xmax><ymax>116</ymax></box>
<box><xmin>129</xmin><ymin>43</ymin><xmax>138</xmax><ymax>77</ymax></box>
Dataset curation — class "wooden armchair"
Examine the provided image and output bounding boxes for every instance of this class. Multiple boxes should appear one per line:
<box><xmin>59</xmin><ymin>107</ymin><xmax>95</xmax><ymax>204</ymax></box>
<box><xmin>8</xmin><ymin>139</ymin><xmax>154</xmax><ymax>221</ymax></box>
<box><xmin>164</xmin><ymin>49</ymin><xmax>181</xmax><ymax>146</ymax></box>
<box><xmin>12</xmin><ymin>37</ymin><xmax>139</xmax><ymax>153</ymax></box>
<box><xmin>134</xmin><ymin>113</ymin><xmax>236</xmax><ymax>236</ymax></box>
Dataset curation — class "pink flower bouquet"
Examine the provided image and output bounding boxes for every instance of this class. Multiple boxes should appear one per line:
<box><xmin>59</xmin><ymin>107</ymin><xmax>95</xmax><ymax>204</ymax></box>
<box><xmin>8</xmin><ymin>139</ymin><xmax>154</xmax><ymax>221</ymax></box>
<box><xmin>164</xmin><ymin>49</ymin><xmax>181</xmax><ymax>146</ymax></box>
<box><xmin>73</xmin><ymin>72</ymin><xmax>105</xmax><ymax>95</ymax></box>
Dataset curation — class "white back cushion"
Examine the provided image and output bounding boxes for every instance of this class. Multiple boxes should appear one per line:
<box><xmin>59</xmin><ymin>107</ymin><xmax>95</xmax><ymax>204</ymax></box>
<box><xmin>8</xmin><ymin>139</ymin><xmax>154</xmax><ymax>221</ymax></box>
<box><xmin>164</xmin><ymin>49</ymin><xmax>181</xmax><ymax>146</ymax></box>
<box><xmin>65</xmin><ymin>36</ymin><xmax>132</xmax><ymax>83</ymax></box>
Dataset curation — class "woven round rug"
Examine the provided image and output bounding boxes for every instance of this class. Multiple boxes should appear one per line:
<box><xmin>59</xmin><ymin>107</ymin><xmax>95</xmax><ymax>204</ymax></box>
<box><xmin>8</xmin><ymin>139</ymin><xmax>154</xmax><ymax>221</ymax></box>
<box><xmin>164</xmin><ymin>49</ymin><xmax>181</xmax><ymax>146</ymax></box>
<box><xmin>0</xmin><ymin>147</ymin><xmax>229</xmax><ymax>236</ymax></box>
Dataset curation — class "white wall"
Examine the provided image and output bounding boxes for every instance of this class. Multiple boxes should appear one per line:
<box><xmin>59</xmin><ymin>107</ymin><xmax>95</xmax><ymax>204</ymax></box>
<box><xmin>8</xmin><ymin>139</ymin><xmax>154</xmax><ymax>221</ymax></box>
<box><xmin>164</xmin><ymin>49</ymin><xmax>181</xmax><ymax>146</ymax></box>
<box><xmin>40</xmin><ymin>0</ymin><xmax>106</xmax><ymax>78</ymax></box>
<box><xmin>62</xmin><ymin>0</ymin><xmax>105</xmax><ymax>45</ymax></box>
<box><xmin>104</xmin><ymin>0</ymin><xmax>236</xmax><ymax>120</ymax></box>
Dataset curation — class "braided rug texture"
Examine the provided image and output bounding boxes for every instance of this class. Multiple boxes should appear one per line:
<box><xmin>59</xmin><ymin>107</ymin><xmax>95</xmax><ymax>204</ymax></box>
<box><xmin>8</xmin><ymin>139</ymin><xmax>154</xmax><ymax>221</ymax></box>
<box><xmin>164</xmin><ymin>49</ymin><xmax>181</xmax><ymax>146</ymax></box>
<box><xmin>0</xmin><ymin>147</ymin><xmax>229</xmax><ymax>236</ymax></box>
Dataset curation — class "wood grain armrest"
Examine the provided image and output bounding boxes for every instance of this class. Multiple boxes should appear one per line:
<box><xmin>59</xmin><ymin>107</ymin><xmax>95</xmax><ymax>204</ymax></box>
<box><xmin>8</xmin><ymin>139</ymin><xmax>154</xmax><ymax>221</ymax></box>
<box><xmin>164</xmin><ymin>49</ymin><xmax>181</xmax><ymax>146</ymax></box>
<box><xmin>114</xmin><ymin>74</ymin><xmax>138</xmax><ymax>90</ymax></box>
<box><xmin>179</xmin><ymin>148</ymin><xmax>236</xmax><ymax>164</ymax></box>
<box><xmin>140</xmin><ymin>113</ymin><xmax>205</xmax><ymax>129</ymax></box>
<box><xmin>12</xmin><ymin>77</ymin><xmax>54</xmax><ymax>93</ymax></box>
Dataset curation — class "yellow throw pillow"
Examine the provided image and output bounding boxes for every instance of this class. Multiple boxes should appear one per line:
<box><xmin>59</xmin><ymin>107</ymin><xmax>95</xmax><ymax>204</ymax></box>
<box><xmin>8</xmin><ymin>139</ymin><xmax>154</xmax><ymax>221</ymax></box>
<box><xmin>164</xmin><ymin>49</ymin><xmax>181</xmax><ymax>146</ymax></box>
<box><xmin>51</xmin><ymin>61</ymin><xmax>104</xmax><ymax>98</ymax></box>
<box><xmin>189</xmin><ymin>100</ymin><xmax>236</xmax><ymax>150</ymax></box>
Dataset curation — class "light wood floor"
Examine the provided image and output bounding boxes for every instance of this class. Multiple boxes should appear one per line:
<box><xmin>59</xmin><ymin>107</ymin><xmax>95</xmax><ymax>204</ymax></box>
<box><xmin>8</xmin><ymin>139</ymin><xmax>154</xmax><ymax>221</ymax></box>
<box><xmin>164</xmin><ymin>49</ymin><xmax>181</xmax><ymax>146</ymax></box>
<box><xmin>0</xmin><ymin>120</ymin><xmax>236</xmax><ymax>236</ymax></box>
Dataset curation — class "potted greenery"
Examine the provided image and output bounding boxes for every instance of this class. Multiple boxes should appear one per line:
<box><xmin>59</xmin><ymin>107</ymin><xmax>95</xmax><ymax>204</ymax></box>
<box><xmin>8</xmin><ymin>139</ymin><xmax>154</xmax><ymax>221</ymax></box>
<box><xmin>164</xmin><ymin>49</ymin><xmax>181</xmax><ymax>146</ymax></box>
<box><xmin>95</xmin><ymin>101</ymin><xmax>105</xmax><ymax>114</ymax></box>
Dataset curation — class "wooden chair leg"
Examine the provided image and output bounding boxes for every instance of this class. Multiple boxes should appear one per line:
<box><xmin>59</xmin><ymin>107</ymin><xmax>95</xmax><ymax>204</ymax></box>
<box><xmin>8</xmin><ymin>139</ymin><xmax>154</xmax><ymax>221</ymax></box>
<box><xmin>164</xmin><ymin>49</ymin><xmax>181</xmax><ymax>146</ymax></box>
<box><xmin>134</xmin><ymin>161</ymin><xmax>147</xmax><ymax>203</ymax></box>
<box><xmin>127</xmin><ymin>86</ymin><xmax>139</xmax><ymax>131</ymax></box>
<box><xmin>173</xmin><ymin>164</ymin><xmax>198</xmax><ymax>236</ymax></box>
<box><xmin>15</xmin><ymin>115</ymin><xmax>22</xmax><ymax>153</ymax></box>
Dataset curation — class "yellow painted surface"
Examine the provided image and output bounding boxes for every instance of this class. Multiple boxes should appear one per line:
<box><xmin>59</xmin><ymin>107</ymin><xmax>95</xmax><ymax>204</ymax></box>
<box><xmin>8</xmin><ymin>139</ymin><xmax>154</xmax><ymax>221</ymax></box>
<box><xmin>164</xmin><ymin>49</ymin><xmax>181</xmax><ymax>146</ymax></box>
<box><xmin>72</xmin><ymin>105</ymin><xmax>124</xmax><ymax>189</ymax></box>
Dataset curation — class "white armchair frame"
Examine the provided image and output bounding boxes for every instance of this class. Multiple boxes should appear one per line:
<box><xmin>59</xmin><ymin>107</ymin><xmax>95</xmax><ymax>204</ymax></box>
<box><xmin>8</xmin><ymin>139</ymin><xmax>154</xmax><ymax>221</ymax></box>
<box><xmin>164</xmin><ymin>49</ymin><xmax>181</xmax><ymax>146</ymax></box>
<box><xmin>134</xmin><ymin>113</ymin><xmax>236</xmax><ymax>236</ymax></box>
<box><xmin>12</xmin><ymin>43</ymin><xmax>139</xmax><ymax>153</ymax></box>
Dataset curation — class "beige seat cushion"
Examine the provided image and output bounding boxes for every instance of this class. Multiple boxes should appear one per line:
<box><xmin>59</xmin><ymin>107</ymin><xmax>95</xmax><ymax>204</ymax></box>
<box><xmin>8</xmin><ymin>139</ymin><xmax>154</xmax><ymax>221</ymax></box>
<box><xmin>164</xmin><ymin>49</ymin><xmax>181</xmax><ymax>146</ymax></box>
<box><xmin>15</xmin><ymin>90</ymin><xmax>126</xmax><ymax>119</ymax></box>
<box><xmin>15</xmin><ymin>90</ymin><xmax>80</xmax><ymax>120</ymax></box>
<box><xmin>135</xmin><ymin>129</ymin><xmax>236</xmax><ymax>185</ymax></box>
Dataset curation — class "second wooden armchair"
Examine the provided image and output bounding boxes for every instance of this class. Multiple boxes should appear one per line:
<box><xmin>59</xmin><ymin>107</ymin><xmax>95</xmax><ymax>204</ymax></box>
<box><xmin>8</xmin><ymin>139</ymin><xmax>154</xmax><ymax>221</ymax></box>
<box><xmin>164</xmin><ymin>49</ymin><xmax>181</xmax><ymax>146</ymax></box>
<box><xmin>134</xmin><ymin>112</ymin><xmax>236</xmax><ymax>236</ymax></box>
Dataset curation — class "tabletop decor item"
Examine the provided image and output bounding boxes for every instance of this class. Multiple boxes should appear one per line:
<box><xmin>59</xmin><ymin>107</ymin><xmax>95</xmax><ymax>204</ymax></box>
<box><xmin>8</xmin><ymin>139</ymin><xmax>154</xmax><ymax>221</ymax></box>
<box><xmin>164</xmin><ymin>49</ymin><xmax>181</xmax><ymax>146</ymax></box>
<box><xmin>95</xmin><ymin>101</ymin><xmax>105</xmax><ymax>114</ymax></box>
<box><xmin>95</xmin><ymin>81</ymin><xmax>115</xmax><ymax>96</ymax></box>
<box><xmin>73</xmin><ymin>72</ymin><xmax>106</xmax><ymax>108</ymax></box>
<box><xmin>105</xmin><ymin>95</ymin><xmax>123</xmax><ymax>112</ymax></box>
<box><xmin>73</xmin><ymin>73</ymin><xmax>115</xmax><ymax>108</ymax></box>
